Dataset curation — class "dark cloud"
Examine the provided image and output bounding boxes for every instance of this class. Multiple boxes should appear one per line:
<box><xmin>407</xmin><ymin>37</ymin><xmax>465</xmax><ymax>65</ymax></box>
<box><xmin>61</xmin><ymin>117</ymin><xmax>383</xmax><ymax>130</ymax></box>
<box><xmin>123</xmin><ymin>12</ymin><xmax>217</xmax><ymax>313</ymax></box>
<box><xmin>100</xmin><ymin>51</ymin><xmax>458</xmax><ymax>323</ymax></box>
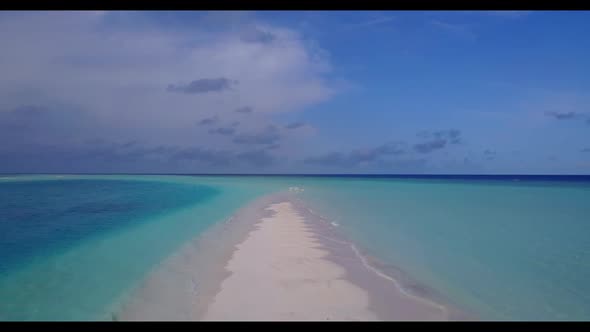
<box><xmin>236</xmin><ymin>149</ymin><xmax>275</xmax><ymax>167</ymax></box>
<box><xmin>0</xmin><ymin>105</ymin><xmax>47</xmax><ymax>132</ymax></box>
<box><xmin>121</xmin><ymin>140</ymin><xmax>139</xmax><ymax>148</ymax></box>
<box><xmin>414</xmin><ymin>139</ymin><xmax>447</xmax><ymax>154</ymax></box>
<box><xmin>0</xmin><ymin>141</ymin><xmax>181</xmax><ymax>173</ymax></box>
<box><xmin>234</xmin><ymin>106</ymin><xmax>253</xmax><ymax>114</ymax></box>
<box><xmin>304</xmin><ymin>151</ymin><xmax>426</xmax><ymax>172</ymax></box>
<box><xmin>75</xmin><ymin>141</ymin><xmax>179</xmax><ymax>163</ymax></box>
<box><xmin>240</xmin><ymin>26</ymin><xmax>276</xmax><ymax>44</ymax></box>
<box><xmin>167</xmin><ymin>78</ymin><xmax>236</xmax><ymax>94</ymax></box>
<box><xmin>0</xmin><ymin>137</ymin><xmax>281</xmax><ymax>173</ymax></box>
<box><xmin>198</xmin><ymin>116</ymin><xmax>219</xmax><ymax>126</ymax></box>
<box><xmin>432</xmin><ymin>129</ymin><xmax>462</xmax><ymax>144</ymax></box>
<box><xmin>581</xmin><ymin>148</ymin><xmax>590</xmax><ymax>153</ymax></box>
<box><xmin>231</xmin><ymin>121</ymin><xmax>240</xmax><ymax>127</ymax></box>
<box><xmin>285</xmin><ymin>122</ymin><xmax>306</xmax><ymax>130</ymax></box>
<box><xmin>350</xmin><ymin>143</ymin><xmax>406</xmax><ymax>163</ymax></box>
<box><xmin>208</xmin><ymin>126</ymin><xmax>236</xmax><ymax>136</ymax></box>
<box><xmin>0</xmin><ymin>104</ymin><xmax>99</xmax><ymax>146</ymax></box>
<box><xmin>544</xmin><ymin>111</ymin><xmax>579</xmax><ymax>120</ymax></box>
<box><xmin>170</xmin><ymin>147</ymin><xmax>234</xmax><ymax>166</ymax></box>
<box><xmin>483</xmin><ymin>149</ymin><xmax>497</xmax><ymax>160</ymax></box>
<box><xmin>267</xmin><ymin>143</ymin><xmax>281</xmax><ymax>150</ymax></box>
<box><xmin>233</xmin><ymin>125</ymin><xmax>281</xmax><ymax>145</ymax></box>
<box><xmin>304</xmin><ymin>152</ymin><xmax>350</xmax><ymax>167</ymax></box>
<box><xmin>383</xmin><ymin>158</ymin><xmax>428</xmax><ymax>171</ymax></box>
<box><xmin>414</xmin><ymin>129</ymin><xmax>462</xmax><ymax>153</ymax></box>
<box><xmin>1</xmin><ymin>105</ymin><xmax>70</xmax><ymax>126</ymax></box>
<box><xmin>447</xmin><ymin>129</ymin><xmax>462</xmax><ymax>144</ymax></box>
<box><xmin>171</xmin><ymin>146</ymin><xmax>276</xmax><ymax>168</ymax></box>
<box><xmin>304</xmin><ymin>142</ymin><xmax>406</xmax><ymax>168</ymax></box>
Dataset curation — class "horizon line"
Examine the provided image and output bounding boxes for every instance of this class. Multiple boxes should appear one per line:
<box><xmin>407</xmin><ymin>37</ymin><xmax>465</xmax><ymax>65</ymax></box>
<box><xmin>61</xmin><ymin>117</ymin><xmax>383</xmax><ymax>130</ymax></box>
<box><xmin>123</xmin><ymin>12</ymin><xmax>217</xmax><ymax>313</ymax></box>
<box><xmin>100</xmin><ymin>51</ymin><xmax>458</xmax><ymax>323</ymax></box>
<box><xmin>2</xmin><ymin>173</ymin><xmax>590</xmax><ymax>177</ymax></box>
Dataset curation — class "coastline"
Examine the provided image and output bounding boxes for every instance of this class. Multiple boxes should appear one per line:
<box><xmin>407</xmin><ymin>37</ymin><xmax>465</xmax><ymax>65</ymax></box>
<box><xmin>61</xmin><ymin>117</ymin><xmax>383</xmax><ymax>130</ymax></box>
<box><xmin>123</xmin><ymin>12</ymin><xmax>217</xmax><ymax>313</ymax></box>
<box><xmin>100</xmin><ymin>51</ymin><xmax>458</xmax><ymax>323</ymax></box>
<box><xmin>117</xmin><ymin>191</ymin><xmax>470</xmax><ymax>321</ymax></box>
<box><xmin>288</xmin><ymin>196</ymin><xmax>472</xmax><ymax>320</ymax></box>
<box><xmin>116</xmin><ymin>193</ymin><xmax>284</xmax><ymax>320</ymax></box>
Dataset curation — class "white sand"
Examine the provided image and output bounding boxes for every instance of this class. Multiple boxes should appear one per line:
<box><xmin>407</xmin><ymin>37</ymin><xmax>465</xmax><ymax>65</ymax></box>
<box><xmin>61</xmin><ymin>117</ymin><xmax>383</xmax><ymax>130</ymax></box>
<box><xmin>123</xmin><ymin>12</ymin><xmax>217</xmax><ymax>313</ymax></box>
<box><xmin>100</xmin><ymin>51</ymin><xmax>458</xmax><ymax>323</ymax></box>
<box><xmin>200</xmin><ymin>201</ymin><xmax>379</xmax><ymax>321</ymax></box>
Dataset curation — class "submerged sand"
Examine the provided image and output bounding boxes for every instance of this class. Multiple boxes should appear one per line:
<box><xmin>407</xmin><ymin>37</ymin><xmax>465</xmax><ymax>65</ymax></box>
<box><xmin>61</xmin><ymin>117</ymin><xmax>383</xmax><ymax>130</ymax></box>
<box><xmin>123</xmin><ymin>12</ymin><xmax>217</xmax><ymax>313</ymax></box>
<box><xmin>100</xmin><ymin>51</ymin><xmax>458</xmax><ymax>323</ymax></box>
<box><xmin>201</xmin><ymin>202</ymin><xmax>378</xmax><ymax>321</ymax></box>
<box><xmin>200</xmin><ymin>198</ymin><xmax>452</xmax><ymax>321</ymax></box>
<box><xmin>119</xmin><ymin>192</ymin><xmax>462</xmax><ymax>321</ymax></box>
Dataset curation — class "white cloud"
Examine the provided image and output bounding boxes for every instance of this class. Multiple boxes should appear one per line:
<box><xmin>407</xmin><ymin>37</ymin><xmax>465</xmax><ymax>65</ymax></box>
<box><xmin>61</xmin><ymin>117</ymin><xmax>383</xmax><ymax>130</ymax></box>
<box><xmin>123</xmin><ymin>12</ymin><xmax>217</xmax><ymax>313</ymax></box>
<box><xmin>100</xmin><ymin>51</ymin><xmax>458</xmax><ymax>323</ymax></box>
<box><xmin>484</xmin><ymin>11</ymin><xmax>532</xmax><ymax>19</ymax></box>
<box><xmin>0</xmin><ymin>11</ymin><xmax>336</xmax><ymax>152</ymax></box>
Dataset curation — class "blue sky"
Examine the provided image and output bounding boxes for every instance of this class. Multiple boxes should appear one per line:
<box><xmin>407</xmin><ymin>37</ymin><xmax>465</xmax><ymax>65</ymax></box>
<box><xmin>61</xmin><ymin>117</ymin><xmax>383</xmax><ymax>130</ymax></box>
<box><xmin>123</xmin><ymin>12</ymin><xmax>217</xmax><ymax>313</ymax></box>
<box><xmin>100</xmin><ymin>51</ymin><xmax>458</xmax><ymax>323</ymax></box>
<box><xmin>0</xmin><ymin>11</ymin><xmax>589</xmax><ymax>174</ymax></box>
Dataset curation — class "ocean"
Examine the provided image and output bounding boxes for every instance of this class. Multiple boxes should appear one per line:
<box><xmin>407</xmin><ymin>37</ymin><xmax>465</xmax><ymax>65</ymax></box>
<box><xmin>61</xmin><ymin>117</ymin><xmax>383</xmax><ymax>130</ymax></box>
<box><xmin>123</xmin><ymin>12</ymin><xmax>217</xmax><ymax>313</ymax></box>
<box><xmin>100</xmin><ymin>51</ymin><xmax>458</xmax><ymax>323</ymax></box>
<box><xmin>0</xmin><ymin>174</ymin><xmax>589</xmax><ymax>320</ymax></box>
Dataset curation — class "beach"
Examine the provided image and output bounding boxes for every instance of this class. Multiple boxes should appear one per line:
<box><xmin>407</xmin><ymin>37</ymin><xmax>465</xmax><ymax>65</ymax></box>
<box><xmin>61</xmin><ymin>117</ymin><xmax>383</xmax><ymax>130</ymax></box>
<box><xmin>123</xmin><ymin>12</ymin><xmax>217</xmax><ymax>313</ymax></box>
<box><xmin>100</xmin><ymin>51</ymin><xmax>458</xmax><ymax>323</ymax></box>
<box><xmin>118</xmin><ymin>191</ymin><xmax>453</xmax><ymax>321</ymax></box>
<box><xmin>201</xmin><ymin>200</ymin><xmax>380</xmax><ymax>320</ymax></box>
<box><xmin>4</xmin><ymin>176</ymin><xmax>589</xmax><ymax>320</ymax></box>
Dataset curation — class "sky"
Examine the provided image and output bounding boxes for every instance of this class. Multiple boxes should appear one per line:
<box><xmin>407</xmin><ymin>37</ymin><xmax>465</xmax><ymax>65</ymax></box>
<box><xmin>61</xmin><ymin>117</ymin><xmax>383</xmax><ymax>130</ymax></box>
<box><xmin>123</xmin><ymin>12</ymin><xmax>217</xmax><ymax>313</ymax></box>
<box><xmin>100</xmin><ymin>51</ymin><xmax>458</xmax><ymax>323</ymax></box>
<box><xmin>0</xmin><ymin>10</ymin><xmax>589</xmax><ymax>174</ymax></box>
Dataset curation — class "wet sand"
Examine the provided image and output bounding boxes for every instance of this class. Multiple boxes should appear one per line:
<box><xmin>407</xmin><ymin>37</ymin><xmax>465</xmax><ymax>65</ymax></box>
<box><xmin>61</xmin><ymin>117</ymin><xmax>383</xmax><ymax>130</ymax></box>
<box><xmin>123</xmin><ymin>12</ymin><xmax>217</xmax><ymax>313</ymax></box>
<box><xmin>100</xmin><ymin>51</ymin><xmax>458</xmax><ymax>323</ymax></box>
<box><xmin>118</xmin><ymin>192</ymin><xmax>464</xmax><ymax>321</ymax></box>
<box><xmin>201</xmin><ymin>201</ymin><xmax>378</xmax><ymax>320</ymax></box>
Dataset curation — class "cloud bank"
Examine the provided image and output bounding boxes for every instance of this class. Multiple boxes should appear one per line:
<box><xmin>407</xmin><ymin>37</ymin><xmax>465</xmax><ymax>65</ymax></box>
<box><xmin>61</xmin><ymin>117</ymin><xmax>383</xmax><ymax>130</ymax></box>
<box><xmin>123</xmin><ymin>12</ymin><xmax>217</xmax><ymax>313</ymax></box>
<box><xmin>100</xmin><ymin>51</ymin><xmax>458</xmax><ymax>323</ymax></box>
<box><xmin>0</xmin><ymin>11</ymin><xmax>336</xmax><ymax>172</ymax></box>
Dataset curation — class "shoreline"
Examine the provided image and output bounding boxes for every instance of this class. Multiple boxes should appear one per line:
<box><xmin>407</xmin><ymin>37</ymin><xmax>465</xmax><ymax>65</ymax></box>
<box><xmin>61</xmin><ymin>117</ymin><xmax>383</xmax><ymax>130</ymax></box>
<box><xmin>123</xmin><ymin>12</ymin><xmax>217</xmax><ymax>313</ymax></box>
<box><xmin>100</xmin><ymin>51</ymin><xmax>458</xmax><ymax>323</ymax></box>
<box><xmin>116</xmin><ymin>193</ymin><xmax>289</xmax><ymax>320</ymax></box>
<box><xmin>288</xmin><ymin>196</ymin><xmax>473</xmax><ymax>320</ymax></box>
<box><xmin>117</xmin><ymin>191</ymin><xmax>471</xmax><ymax>321</ymax></box>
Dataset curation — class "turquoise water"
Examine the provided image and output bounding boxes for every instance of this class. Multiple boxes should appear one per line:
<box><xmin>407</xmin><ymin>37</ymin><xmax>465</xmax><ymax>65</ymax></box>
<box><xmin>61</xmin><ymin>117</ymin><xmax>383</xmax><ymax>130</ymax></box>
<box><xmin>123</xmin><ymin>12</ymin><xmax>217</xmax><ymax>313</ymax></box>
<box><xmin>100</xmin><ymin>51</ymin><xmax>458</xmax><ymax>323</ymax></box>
<box><xmin>297</xmin><ymin>177</ymin><xmax>590</xmax><ymax>320</ymax></box>
<box><xmin>0</xmin><ymin>175</ymin><xmax>282</xmax><ymax>321</ymax></box>
<box><xmin>0</xmin><ymin>175</ymin><xmax>589</xmax><ymax>320</ymax></box>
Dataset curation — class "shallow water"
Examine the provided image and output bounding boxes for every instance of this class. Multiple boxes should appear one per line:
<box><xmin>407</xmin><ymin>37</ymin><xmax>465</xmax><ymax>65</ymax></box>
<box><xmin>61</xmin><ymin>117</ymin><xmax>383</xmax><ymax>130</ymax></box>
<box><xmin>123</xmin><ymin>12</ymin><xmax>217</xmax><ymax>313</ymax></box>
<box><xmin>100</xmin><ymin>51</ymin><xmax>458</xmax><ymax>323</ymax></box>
<box><xmin>1</xmin><ymin>175</ymin><xmax>589</xmax><ymax>320</ymax></box>
<box><xmin>0</xmin><ymin>175</ymin><xmax>281</xmax><ymax>320</ymax></box>
<box><xmin>297</xmin><ymin>177</ymin><xmax>590</xmax><ymax>320</ymax></box>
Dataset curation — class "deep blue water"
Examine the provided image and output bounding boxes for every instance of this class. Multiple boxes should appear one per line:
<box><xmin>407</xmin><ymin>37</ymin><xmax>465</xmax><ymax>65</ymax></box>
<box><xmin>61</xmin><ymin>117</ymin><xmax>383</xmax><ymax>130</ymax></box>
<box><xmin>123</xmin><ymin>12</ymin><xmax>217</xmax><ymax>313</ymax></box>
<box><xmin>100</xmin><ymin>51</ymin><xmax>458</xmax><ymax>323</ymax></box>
<box><xmin>0</xmin><ymin>179</ymin><xmax>218</xmax><ymax>273</ymax></box>
<box><xmin>0</xmin><ymin>175</ymin><xmax>281</xmax><ymax>321</ymax></box>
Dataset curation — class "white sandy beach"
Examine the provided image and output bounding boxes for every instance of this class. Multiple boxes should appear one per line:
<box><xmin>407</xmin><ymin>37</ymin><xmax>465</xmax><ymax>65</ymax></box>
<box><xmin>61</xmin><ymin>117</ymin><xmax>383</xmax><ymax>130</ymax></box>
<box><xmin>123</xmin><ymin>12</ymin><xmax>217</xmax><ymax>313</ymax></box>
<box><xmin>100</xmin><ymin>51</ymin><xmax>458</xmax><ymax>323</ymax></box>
<box><xmin>200</xmin><ymin>201</ymin><xmax>379</xmax><ymax>321</ymax></box>
<box><xmin>119</xmin><ymin>193</ymin><xmax>454</xmax><ymax>321</ymax></box>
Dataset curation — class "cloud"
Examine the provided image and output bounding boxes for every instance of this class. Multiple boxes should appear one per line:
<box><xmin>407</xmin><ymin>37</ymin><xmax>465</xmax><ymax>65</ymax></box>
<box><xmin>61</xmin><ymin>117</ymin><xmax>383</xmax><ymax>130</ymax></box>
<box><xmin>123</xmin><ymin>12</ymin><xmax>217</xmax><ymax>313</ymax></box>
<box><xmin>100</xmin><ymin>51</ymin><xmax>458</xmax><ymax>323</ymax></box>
<box><xmin>483</xmin><ymin>149</ymin><xmax>497</xmax><ymax>160</ymax></box>
<box><xmin>430</xmin><ymin>20</ymin><xmax>476</xmax><ymax>40</ymax></box>
<box><xmin>0</xmin><ymin>11</ymin><xmax>339</xmax><ymax>172</ymax></box>
<box><xmin>414</xmin><ymin>129</ymin><xmax>462</xmax><ymax>153</ymax></box>
<box><xmin>303</xmin><ymin>151</ymin><xmax>426</xmax><ymax>173</ymax></box>
<box><xmin>198</xmin><ymin>116</ymin><xmax>219</xmax><ymax>126</ymax></box>
<box><xmin>346</xmin><ymin>15</ymin><xmax>395</xmax><ymax>30</ymax></box>
<box><xmin>484</xmin><ymin>11</ymin><xmax>531</xmax><ymax>19</ymax></box>
<box><xmin>234</xmin><ymin>106</ymin><xmax>253</xmax><ymax>114</ymax></box>
<box><xmin>434</xmin><ymin>129</ymin><xmax>462</xmax><ymax>144</ymax></box>
<box><xmin>414</xmin><ymin>139</ymin><xmax>447</xmax><ymax>154</ymax></box>
<box><xmin>236</xmin><ymin>149</ymin><xmax>275</xmax><ymax>167</ymax></box>
<box><xmin>208</xmin><ymin>126</ymin><xmax>236</xmax><ymax>136</ymax></box>
<box><xmin>581</xmin><ymin>148</ymin><xmax>590</xmax><ymax>153</ymax></box>
<box><xmin>233</xmin><ymin>125</ymin><xmax>281</xmax><ymax>145</ymax></box>
<box><xmin>171</xmin><ymin>146</ymin><xmax>276</xmax><ymax>168</ymax></box>
<box><xmin>170</xmin><ymin>147</ymin><xmax>234</xmax><ymax>166</ymax></box>
<box><xmin>240</xmin><ymin>26</ymin><xmax>275</xmax><ymax>44</ymax></box>
<box><xmin>544</xmin><ymin>111</ymin><xmax>580</xmax><ymax>120</ymax></box>
<box><xmin>167</xmin><ymin>78</ymin><xmax>237</xmax><ymax>94</ymax></box>
<box><xmin>304</xmin><ymin>142</ymin><xmax>406</xmax><ymax>167</ymax></box>
<box><xmin>304</xmin><ymin>152</ymin><xmax>349</xmax><ymax>167</ymax></box>
<box><xmin>0</xmin><ymin>141</ymin><xmax>184</xmax><ymax>173</ymax></box>
<box><xmin>0</xmin><ymin>104</ymin><xmax>100</xmax><ymax>147</ymax></box>
<box><xmin>285</xmin><ymin>122</ymin><xmax>306</xmax><ymax>129</ymax></box>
